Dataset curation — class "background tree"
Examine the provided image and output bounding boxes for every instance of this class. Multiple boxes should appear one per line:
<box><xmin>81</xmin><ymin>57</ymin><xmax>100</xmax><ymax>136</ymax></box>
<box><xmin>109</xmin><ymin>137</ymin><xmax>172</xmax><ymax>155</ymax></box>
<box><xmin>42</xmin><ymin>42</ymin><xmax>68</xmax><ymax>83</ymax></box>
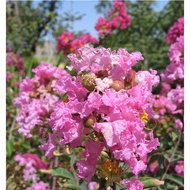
<box><xmin>6</xmin><ymin>0</ymin><xmax>60</xmax><ymax>56</ymax></box>
<box><xmin>96</xmin><ymin>0</ymin><xmax>184</xmax><ymax>76</ymax></box>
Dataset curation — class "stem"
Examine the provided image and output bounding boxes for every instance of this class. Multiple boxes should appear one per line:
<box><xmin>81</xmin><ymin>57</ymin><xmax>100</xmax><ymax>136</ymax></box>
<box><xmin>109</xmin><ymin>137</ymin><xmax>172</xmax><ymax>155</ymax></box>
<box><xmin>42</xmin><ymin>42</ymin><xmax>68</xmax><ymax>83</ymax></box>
<box><xmin>8</xmin><ymin>117</ymin><xmax>16</xmax><ymax>140</ymax></box>
<box><xmin>13</xmin><ymin>1</ymin><xmax>21</xmax><ymax>24</ymax></box>
<box><xmin>70</xmin><ymin>155</ymin><xmax>79</xmax><ymax>186</ymax></box>
<box><xmin>161</xmin><ymin>132</ymin><xmax>181</xmax><ymax>181</ymax></box>
<box><xmin>112</xmin><ymin>182</ymin><xmax>116</xmax><ymax>190</ymax></box>
<box><xmin>52</xmin><ymin>147</ymin><xmax>60</xmax><ymax>190</ymax></box>
<box><xmin>116</xmin><ymin>182</ymin><xmax>124</xmax><ymax>189</ymax></box>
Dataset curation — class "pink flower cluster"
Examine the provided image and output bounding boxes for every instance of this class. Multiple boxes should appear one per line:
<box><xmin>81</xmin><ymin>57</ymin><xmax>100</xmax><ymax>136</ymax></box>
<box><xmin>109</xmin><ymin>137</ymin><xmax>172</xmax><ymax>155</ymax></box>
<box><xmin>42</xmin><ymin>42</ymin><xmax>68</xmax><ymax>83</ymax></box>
<box><xmin>6</xmin><ymin>45</ymin><xmax>12</xmax><ymax>53</ymax></box>
<box><xmin>95</xmin><ymin>0</ymin><xmax>131</xmax><ymax>37</ymax></box>
<box><xmin>15</xmin><ymin>153</ymin><xmax>50</xmax><ymax>189</ymax></box>
<box><xmin>161</xmin><ymin>36</ymin><xmax>184</xmax><ymax>83</ymax></box>
<box><xmin>122</xmin><ymin>178</ymin><xmax>144</xmax><ymax>190</ymax></box>
<box><xmin>153</xmin><ymin>17</ymin><xmax>184</xmax><ymax>132</ymax></box>
<box><xmin>149</xmin><ymin>17</ymin><xmax>184</xmax><ymax>182</ymax></box>
<box><xmin>26</xmin><ymin>181</ymin><xmax>50</xmax><ymax>190</ymax></box>
<box><xmin>174</xmin><ymin>160</ymin><xmax>184</xmax><ymax>176</ymax></box>
<box><xmin>166</xmin><ymin>17</ymin><xmax>184</xmax><ymax>43</ymax></box>
<box><xmin>14</xmin><ymin>62</ymin><xmax>70</xmax><ymax>138</ymax></box>
<box><xmin>6</xmin><ymin>72</ymin><xmax>12</xmax><ymax>83</ymax></box>
<box><xmin>167</xmin><ymin>159</ymin><xmax>184</xmax><ymax>176</ymax></box>
<box><xmin>15</xmin><ymin>44</ymin><xmax>160</xmax><ymax>188</ymax></box>
<box><xmin>148</xmin><ymin>160</ymin><xmax>160</xmax><ymax>173</ymax></box>
<box><xmin>57</xmin><ymin>31</ymin><xmax>98</xmax><ymax>55</ymax></box>
<box><xmin>6</xmin><ymin>46</ymin><xmax>25</xmax><ymax>84</ymax></box>
<box><xmin>6</xmin><ymin>50</ymin><xmax>24</xmax><ymax>71</ymax></box>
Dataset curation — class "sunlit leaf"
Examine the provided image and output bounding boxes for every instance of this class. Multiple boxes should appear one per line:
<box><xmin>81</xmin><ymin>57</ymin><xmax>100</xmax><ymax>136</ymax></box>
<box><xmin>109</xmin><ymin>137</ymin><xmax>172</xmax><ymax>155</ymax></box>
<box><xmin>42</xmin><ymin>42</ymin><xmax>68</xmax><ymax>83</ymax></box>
<box><xmin>165</xmin><ymin>174</ymin><xmax>184</xmax><ymax>187</ymax></box>
<box><xmin>51</xmin><ymin>168</ymin><xmax>75</xmax><ymax>182</ymax></box>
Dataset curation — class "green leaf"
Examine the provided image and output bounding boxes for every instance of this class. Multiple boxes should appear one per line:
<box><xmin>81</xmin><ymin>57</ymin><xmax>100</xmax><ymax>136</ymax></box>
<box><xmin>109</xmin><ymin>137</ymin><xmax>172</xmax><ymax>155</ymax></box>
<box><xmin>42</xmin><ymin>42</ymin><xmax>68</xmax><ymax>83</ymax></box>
<box><xmin>6</xmin><ymin>176</ymin><xmax>14</xmax><ymax>186</ymax></box>
<box><xmin>22</xmin><ymin>142</ymin><xmax>31</xmax><ymax>149</ymax></box>
<box><xmin>7</xmin><ymin>183</ymin><xmax>17</xmax><ymax>190</ymax></box>
<box><xmin>165</xmin><ymin>174</ymin><xmax>184</xmax><ymax>187</ymax></box>
<box><xmin>139</xmin><ymin>177</ymin><xmax>164</xmax><ymax>188</ymax></box>
<box><xmin>6</xmin><ymin>176</ymin><xmax>17</xmax><ymax>190</ymax></box>
<box><xmin>51</xmin><ymin>168</ymin><xmax>75</xmax><ymax>182</ymax></box>
<box><xmin>79</xmin><ymin>179</ymin><xmax>87</xmax><ymax>190</ymax></box>
<box><xmin>6</xmin><ymin>140</ymin><xmax>14</xmax><ymax>158</ymax></box>
<box><xmin>58</xmin><ymin>180</ymin><xmax>83</xmax><ymax>190</ymax></box>
<box><xmin>62</xmin><ymin>183</ymin><xmax>82</xmax><ymax>190</ymax></box>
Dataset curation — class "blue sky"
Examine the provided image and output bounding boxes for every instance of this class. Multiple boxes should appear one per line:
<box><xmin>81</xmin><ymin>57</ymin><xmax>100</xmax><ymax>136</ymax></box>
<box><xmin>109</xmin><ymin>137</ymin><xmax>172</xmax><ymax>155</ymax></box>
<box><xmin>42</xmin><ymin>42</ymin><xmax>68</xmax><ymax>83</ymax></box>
<box><xmin>34</xmin><ymin>0</ymin><xmax>169</xmax><ymax>41</ymax></box>
<box><xmin>58</xmin><ymin>0</ymin><xmax>169</xmax><ymax>38</ymax></box>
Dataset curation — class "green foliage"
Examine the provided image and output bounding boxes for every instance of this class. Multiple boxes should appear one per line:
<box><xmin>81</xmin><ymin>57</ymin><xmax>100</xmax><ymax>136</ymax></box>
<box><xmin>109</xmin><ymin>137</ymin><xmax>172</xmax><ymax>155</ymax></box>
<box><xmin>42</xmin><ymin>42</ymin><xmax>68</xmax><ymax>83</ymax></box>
<box><xmin>6</xmin><ymin>1</ymin><xmax>59</xmax><ymax>56</ymax></box>
<box><xmin>165</xmin><ymin>174</ymin><xmax>184</xmax><ymax>187</ymax></box>
<box><xmin>95</xmin><ymin>0</ymin><xmax>112</xmax><ymax>16</ymax></box>
<box><xmin>51</xmin><ymin>168</ymin><xmax>75</xmax><ymax>181</ymax></box>
<box><xmin>6</xmin><ymin>140</ymin><xmax>14</xmax><ymax>158</ymax></box>
<box><xmin>51</xmin><ymin>10</ymin><xmax>86</xmax><ymax>39</ymax></box>
<box><xmin>97</xmin><ymin>0</ymin><xmax>184</xmax><ymax>75</ymax></box>
<box><xmin>139</xmin><ymin>177</ymin><xmax>164</xmax><ymax>188</ymax></box>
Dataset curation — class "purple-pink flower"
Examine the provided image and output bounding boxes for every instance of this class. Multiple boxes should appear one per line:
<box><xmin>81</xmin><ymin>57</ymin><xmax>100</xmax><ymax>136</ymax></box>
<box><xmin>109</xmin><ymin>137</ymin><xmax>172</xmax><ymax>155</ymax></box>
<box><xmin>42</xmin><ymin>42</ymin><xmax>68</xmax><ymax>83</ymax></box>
<box><xmin>95</xmin><ymin>0</ymin><xmax>131</xmax><ymax>37</ymax></box>
<box><xmin>15</xmin><ymin>44</ymin><xmax>160</xmax><ymax>185</ymax></box>
<box><xmin>166</xmin><ymin>17</ymin><xmax>184</xmax><ymax>43</ymax></box>
<box><xmin>57</xmin><ymin>31</ymin><xmax>98</xmax><ymax>55</ymax></box>
<box><xmin>122</xmin><ymin>178</ymin><xmax>144</xmax><ymax>190</ymax></box>
<box><xmin>175</xmin><ymin>160</ymin><xmax>184</xmax><ymax>175</ymax></box>
<box><xmin>88</xmin><ymin>182</ymin><xmax>99</xmax><ymax>190</ymax></box>
<box><xmin>6</xmin><ymin>72</ymin><xmax>12</xmax><ymax>83</ymax></box>
<box><xmin>26</xmin><ymin>181</ymin><xmax>50</xmax><ymax>190</ymax></box>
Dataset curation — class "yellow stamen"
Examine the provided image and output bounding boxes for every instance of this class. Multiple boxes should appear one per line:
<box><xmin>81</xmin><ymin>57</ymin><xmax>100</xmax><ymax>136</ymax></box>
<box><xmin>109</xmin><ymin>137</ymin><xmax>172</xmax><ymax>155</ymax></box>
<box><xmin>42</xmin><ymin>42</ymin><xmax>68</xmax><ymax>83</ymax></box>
<box><xmin>97</xmin><ymin>159</ymin><xmax>123</xmax><ymax>187</ymax></box>
<box><xmin>64</xmin><ymin>36</ymin><xmax>69</xmax><ymax>42</ymax></box>
<box><xmin>140</xmin><ymin>110</ymin><xmax>149</xmax><ymax>123</ymax></box>
<box><xmin>69</xmin><ymin>48</ymin><xmax>74</xmax><ymax>53</ymax></box>
<box><xmin>101</xmin><ymin>25</ymin><xmax>107</xmax><ymax>31</ymax></box>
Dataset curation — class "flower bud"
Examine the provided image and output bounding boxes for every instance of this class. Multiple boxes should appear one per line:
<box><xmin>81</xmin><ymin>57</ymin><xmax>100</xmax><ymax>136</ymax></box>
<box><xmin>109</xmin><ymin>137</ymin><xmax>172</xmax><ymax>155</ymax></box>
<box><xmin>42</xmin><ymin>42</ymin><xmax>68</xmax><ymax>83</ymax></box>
<box><xmin>96</xmin><ymin>70</ymin><xmax>109</xmax><ymax>79</ymax></box>
<box><xmin>29</xmin><ymin>92</ymin><xmax>38</xmax><ymax>98</ymax></box>
<box><xmin>84</xmin><ymin>115</ymin><xmax>97</xmax><ymax>128</ymax></box>
<box><xmin>111</xmin><ymin>80</ymin><xmax>124</xmax><ymax>91</ymax></box>
<box><xmin>124</xmin><ymin>69</ymin><xmax>136</xmax><ymax>89</ymax></box>
<box><xmin>46</xmin><ymin>81</ymin><xmax>52</xmax><ymax>92</ymax></box>
<box><xmin>81</xmin><ymin>74</ymin><xmax>96</xmax><ymax>91</ymax></box>
<box><xmin>124</xmin><ymin>69</ymin><xmax>135</xmax><ymax>83</ymax></box>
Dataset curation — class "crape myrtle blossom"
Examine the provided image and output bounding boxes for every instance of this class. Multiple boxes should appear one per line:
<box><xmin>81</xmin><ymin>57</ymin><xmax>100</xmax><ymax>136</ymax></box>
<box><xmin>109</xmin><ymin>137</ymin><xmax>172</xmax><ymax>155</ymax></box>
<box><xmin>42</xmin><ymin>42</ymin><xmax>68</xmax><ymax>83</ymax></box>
<box><xmin>166</xmin><ymin>17</ymin><xmax>184</xmax><ymax>43</ymax></box>
<box><xmin>148</xmin><ymin>160</ymin><xmax>160</xmax><ymax>173</ymax></box>
<box><xmin>6</xmin><ymin>72</ymin><xmax>12</xmax><ymax>83</ymax></box>
<box><xmin>174</xmin><ymin>160</ymin><xmax>184</xmax><ymax>176</ymax></box>
<box><xmin>6</xmin><ymin>45</ymin><xmax>12</xmax><ymax>52</ymax></box>
<box><xmin>57</xmin><ymin>31</ymin><xmax>74</xmax><ymax>52</ymax></box>
<box><xmin>167</xmin><ymin>85</ymin><xmax>184</xmax><ymax>108</ymax></box>
<box><xmin>66</xmin><ymin>44</ymin><xmax>159</xmax><ymax>183</ymax></box>
<box><xmin>153</xmin><ymin>17</ymin><xmax>184</xmax><ymax>133</ymax></box>
<box><xmin>122</xmin><ymin>178</ymin><xmax>144</xmax><ymax>190</ymax></box>
<box><xmin>15</xmin><ymin>44</ymin><xmax>160</xmax><ymax>188</ymax></box>
<box><xmin>6</xmin><ymin>50</ymin><xmax>24</xmax><ymax>70</ymax></box>
<box><xmin>153</xmin><ymin>95</ymin><xmax>179</xmax><ymax>117</ymax></box>
<box><xmin>15</xmin><ymin>153</ymin><xmax>48</xmax><ymax>186</ymax></box>
<box><xmin>26</xmin><ymin>181</ymin><xmax>50</xmax><ymax>190</ymax></box>
<box><xmin>57</xmin><ymin>31</ymin><xmax>98</xmax><ymax>55</ymax></box>
<box><xmin>15</xmin><ymin>154</ymin><xmax>39</xmax><ymax>183</ymax></box>
<box><xmin>14</xmin><ymin>62</ymin><xmax>70</xmax><ymax>138</ymax></box>
<box><xmin>14</xmin><ymin>61</ymin><xmax>88</xmax><ymax>156</ymax></box>
<box><xmin>165</xmin><ymin>159</ymin><xmax>184</xmax><ymax>177</ymax></box>
<box><xmin>161</xmin><ymin>36</ymin><xmax>184</xmax><ymax>83</ymax></box>
<box><xmin>95</xmin><ymin>0</ymin><xmax>131</xmax><ymax>37</ymax></box>
<box><xmin>71</xmin><ymin>34</ymin><xmax>98</xmax><ymax>53</ymax></box>
<box><xmin>6</xmin><ymin>47</ymin><xmax>25</xmax><ymax>86</ymax></box>
<box><xmin>88</xmin><ymin>181</ymin><xmax>99</xmax><ymax>190</ymax></box>
<box><xmin>148</xmin><ymin>17</ymin><xmax>184</xmax><ymax>181</ymax></box>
